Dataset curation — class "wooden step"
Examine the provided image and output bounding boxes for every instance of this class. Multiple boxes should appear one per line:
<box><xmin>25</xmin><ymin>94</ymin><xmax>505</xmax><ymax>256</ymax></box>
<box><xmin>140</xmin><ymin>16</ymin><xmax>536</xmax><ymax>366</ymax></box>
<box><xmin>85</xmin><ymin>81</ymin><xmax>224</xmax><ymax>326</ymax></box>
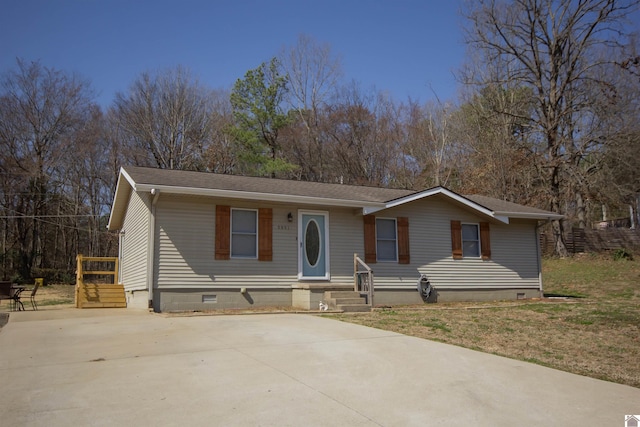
<box><xmin>77</xmin><ymin>283</ymin><xmax>126</xmax><ymax>309</ymax></box>
<box><xmin>331</xmin><ymin>297</ymin><xmax>366</xmax><ymax>305</ymax></box>
<box><xmin>325</xmin><ymin>291</ymin><xmax>361</xmax><ymax>299</ymax></box>
<box><xmin>323</xmin><ymin>290</ymin><xmax>370</xmax><ymax>312</ymax></box>
<box><xmin>80</xmin><ymin>302</ymin><xmax>127</xmax><ymax>308</ymax></box>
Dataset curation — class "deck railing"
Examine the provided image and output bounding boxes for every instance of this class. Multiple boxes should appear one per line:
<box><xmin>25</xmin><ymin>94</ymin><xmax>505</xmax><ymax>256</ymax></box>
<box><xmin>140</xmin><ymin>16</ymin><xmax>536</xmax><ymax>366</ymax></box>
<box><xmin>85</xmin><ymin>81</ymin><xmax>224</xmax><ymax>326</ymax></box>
<box><xmin>354</xmin><ymin>253</ymin><xmax>374</xmax><ymax>307</ymax></box>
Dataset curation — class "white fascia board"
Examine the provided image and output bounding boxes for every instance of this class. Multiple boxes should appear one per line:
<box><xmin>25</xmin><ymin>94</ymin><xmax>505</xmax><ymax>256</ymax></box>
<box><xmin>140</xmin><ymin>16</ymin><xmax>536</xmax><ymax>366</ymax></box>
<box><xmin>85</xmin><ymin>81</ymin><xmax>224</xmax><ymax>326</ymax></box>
<box><xmin>495</xmin><ymin>211</ymin><xmax>564</xmax><ymax>220</ymax></box>
<box><xmin>107</xmin><ymin>168</ymin><xmax>134</xmax><ymax>230</ymax></box>
<box><xmin>134</xmin><ymin>183</ymin><xmax>385</xmax><ymax>209</ymax></box>
<box><xmin>362</xmin><ymin>206</ymin><xmax>385</xmax><ymax>215</ymax></box>
<box><xmin>120</xmin><ymin>167</ymin><xmax>137</xmax><ymax>189</ymax></box>
<box><xmin>381</xmin><ymin>187</ymin><xmax>511</xmax><ymax>224</ymax></box>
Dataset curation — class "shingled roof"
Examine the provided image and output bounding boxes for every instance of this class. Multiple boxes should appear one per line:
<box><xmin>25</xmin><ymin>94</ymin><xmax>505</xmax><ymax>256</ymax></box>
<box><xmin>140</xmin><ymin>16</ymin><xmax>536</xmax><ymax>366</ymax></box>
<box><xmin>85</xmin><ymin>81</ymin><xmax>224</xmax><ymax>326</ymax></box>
<box><xmin>108</xmin><ymin>166</ymin><xmax>562</xmax><ymax>230</ymax></box>
<box><xmin>122</xmin><ymin>166</ymin><xmax>415</xmax><ymax>204</ymax></box>
<box><xmin>465</xmin><ymin>195</ymin><xmax>558</xmax><ymax>218</ymax></box>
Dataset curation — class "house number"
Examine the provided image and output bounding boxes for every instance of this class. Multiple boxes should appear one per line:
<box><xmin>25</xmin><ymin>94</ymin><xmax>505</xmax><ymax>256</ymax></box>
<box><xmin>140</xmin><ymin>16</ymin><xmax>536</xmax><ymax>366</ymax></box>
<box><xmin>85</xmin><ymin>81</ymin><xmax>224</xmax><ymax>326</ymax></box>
<box><xmin>277</xmin><ymin>225</ymin><xmax>290</xmax><ymax>230</ymax></box>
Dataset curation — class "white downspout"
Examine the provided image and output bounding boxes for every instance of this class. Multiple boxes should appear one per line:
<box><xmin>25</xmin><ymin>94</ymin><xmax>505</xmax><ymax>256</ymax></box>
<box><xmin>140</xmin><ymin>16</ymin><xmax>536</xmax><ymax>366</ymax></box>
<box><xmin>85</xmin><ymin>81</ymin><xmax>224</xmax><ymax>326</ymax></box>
<box><xmin>148</xmin><ymin>188</ymin><xmax>160</xmax><ymax>309</ymax></box>
<box><xmin>535</xmin><ymin>219</ymin><xmax>550</xmax><ymax>298</ymax></box>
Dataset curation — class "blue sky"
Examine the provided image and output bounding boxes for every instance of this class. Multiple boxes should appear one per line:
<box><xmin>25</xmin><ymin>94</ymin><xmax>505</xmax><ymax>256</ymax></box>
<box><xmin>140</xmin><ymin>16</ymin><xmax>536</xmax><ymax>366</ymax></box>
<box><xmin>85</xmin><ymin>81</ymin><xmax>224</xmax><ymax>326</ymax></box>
<box><xmin>1</xmin><ymin>0</ymin><xmax>466</xmax><ymax>107</ymax></box>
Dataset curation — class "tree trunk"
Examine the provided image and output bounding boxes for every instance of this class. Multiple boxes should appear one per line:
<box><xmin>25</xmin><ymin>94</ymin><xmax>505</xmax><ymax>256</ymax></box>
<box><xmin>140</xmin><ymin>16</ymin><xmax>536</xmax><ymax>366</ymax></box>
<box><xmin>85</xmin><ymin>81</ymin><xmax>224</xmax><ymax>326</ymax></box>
<box><xmin>576</xmin><ymin>191</ymin><xmax>586</xmax><ymax>229</ymax></box>
<box><xmin>551</xmin><ymin>165</ymin><xmax>568</xmax><ymax>257</ymax></box>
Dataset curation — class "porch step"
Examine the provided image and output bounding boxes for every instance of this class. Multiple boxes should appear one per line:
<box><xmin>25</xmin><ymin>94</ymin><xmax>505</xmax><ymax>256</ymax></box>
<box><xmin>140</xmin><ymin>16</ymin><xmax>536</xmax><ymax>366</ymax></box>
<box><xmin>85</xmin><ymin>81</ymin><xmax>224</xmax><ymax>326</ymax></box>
<box><xmin>324</xmin><ymin>290</ymin><xmax>370</xmax><ymax>313</ymax></box>
<box><xmin>325</xmin><ymin>291</ymin><xmax>363</xmax><ymax>299</ymax></box>
<box><xmin>336</xmin><ymin>304</ymin><xmax>371</xmax><ymax>313</ymax></box>
<box><xmin>332</xmin><ymin>298</ymin><xmax>365</xmax><ymax>305</ymax></box>
<box><xmin>76</xmin><ymin>284</ymin><xmax>126</xmax><ymax>309</ymax></box>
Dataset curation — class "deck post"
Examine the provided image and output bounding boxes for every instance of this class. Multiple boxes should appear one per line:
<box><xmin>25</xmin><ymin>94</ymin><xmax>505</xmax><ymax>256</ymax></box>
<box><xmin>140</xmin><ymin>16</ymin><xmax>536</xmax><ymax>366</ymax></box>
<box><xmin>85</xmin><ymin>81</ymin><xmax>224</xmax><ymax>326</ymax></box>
<box><xmin>75</xmin><ymin>254</ymin><xmax>84</xmax><ymax>308</ymax></box>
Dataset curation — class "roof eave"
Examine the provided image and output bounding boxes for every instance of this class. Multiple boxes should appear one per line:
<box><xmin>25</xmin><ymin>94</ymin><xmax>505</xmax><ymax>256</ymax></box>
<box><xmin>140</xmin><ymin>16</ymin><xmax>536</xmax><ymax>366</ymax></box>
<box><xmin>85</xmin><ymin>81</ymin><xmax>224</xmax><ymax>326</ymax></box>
<box><xmin>107</xmin><ymin>168</ymin><xmax>135</xmax><ymax>230</ymax></box>
<box><xmin>368</xmin><ymin>187</ymin><xmax>511</xmax><ymax>224</ymax></box>
<box><xmin>495</xmin><ymin>211</ymin><xmax>564</xmax><ymax>220</ymax></box>
<box><xmin>134</xmin><ymin>183</ymin><xmax>385</xmax><ymax>209</ymax></box>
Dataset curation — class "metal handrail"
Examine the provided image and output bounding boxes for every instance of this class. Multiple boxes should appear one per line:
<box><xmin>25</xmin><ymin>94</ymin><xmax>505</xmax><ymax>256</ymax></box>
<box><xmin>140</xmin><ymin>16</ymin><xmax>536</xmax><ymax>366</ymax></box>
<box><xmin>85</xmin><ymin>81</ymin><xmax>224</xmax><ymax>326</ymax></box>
<box><xmin>353</xmin><ymin>253</ymin><xmax>374</xmax><ymax>307</ymax></box>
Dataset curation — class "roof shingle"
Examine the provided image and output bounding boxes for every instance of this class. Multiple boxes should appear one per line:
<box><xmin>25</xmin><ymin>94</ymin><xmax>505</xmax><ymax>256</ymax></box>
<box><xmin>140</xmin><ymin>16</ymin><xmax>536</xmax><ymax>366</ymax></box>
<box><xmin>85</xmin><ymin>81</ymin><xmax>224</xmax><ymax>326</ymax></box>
<box><xmin>118</xmin><ymin>166</ymin><xmax>560</xmax><ymax>221</ymax></box>
<box><xmin>124</xmin><ymin>166</ymin><xmax>416</xmax><ymax>204</ymax></box>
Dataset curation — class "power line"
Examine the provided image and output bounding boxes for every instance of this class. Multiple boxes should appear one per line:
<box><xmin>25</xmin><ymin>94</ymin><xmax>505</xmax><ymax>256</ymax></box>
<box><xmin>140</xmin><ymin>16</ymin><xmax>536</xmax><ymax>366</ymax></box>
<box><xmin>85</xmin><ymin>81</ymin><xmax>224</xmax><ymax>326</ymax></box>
<box><xmin>0</xmin><ymin>207</ymin><xmax>112</xmax><ymax>233</ymax></box>
<box><xmin>0</xmin><ymin>214</ymin><xmax>105</xmax><ymax>218</ymax></box>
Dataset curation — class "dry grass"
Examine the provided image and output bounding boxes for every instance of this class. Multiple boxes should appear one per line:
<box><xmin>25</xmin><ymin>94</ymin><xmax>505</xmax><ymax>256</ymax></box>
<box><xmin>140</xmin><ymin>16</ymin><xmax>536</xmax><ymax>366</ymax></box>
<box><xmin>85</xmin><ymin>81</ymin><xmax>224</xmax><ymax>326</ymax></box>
<box><xmin>327</xmin><ymin>254</ymin><xmax>640</xmax><ymax>388</ymax></box>
<box><xmin>0</xmin><ymin>284</ymin><xmax>75</xmax><ymax>312</ymax></box>
<box><xmin>34</xmin><ymin>283</ymin><xmax>75</xmax><ymax>306</ymax></box>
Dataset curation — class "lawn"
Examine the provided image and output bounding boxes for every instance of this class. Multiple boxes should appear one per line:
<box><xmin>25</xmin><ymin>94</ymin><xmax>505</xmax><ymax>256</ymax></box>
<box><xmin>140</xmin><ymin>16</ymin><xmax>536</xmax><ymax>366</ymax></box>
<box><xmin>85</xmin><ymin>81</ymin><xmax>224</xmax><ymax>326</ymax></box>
<box><xmin>35</xmin><ymin>284</ymin><xmax>75</xmax><ymax>306</ymax></box>
<box><xmin>327</xmin><ymin>254</ymin><xmax>640</xmax><ymax>388</ymax></box>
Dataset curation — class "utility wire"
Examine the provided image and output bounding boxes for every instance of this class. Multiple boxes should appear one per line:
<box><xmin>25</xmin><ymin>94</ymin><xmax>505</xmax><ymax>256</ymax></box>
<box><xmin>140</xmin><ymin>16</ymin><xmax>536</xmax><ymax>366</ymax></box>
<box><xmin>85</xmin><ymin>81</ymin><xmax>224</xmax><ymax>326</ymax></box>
<box><xmin>1</xmin><ymin>207</ymin><xmax>112</xmax><ymax>234</ymax></box>
<box><xmin>0</xmin><ymin>214</ymin><xmax>105</xmax><ymax>218</ymax></box>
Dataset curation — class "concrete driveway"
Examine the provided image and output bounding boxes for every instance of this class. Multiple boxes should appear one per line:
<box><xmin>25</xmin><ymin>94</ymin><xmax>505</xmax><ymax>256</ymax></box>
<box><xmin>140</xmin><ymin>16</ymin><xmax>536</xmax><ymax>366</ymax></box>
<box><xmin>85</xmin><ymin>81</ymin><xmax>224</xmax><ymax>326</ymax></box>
<box><xmin>0</xmin><ymin>309</ymin><xmax>638</xmax><ymax>426</ymax></box>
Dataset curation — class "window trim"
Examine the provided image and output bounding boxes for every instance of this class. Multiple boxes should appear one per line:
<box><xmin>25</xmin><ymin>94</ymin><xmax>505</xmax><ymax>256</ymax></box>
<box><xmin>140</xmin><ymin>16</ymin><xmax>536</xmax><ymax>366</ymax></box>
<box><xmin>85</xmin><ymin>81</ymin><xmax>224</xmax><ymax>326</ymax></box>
<box><xmin>230</xmin><ymin>208</ymin><xmax>258</xmax><ymax>259</ymax></box>
<box><xmin>376</xmin><ymin>217</ymin><xmax>398</xmax><ymax>262</ymax></box>
<box><xmin>461</xmin><ymin>222</ymin><xmax>481</xmax><ymax>259</ymax></box>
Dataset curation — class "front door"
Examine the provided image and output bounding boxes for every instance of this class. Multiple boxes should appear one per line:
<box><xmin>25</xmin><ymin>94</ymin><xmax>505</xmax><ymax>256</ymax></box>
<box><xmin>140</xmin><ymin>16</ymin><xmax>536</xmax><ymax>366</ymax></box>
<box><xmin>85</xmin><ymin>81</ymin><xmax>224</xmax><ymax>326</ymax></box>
<box><xmin>299</xmin><ymin>211</ymin><xmax>330</xmax><ymax>280</ymax></box>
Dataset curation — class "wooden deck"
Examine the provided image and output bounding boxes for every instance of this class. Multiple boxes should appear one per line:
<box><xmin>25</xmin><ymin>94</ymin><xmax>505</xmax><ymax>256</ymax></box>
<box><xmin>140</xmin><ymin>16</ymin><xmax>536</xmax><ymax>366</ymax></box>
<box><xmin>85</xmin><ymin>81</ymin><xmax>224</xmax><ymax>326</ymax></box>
<box><xmin>75</xmin><ymin>255</ymin><xmax>126</xmax><ymax>309</ymax></box>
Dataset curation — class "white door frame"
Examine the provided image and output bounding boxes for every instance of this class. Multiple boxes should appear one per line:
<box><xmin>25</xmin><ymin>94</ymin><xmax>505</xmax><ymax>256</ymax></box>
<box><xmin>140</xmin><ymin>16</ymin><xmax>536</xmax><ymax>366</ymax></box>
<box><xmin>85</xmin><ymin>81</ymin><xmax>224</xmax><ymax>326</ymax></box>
<box><xmin>298</xmin><ymin>210</ymin><xmax>330</xmax><ymax>280</ymax></box>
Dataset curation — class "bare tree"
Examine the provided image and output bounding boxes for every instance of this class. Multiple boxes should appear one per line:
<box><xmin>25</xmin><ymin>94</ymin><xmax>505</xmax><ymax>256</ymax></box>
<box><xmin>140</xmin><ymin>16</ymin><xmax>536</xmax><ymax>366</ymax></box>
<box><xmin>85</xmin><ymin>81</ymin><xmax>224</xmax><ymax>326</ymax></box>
<box><xmin>454</xmin><ymin>85</ymin><xmax>539</xmax><ymax>204</ymax></box>
<box><xmin>325</xmin><ymin>83</ymin><xmax>402</xmax><ymax>186</ymax></box>
<box><xmin>113</xmin><ymin>66</ymin><xmax>214</xmax><ymax>170</ymax></box>
<box><xmin>462</xmin><ymin>0</ymin><xmax>639</xmax><ymax>256</ymax></box>
<box><xmin>204</xmin><ymin>89</ymin><xmax>237</xmax><ymax>174</ymax></box>
<box><xmin>0</xmin><ymin>59</ymin><xmax>94</xmax><ymax>279</ymax></box>
<box><xmin>589</xmin><ymin>51</ymin><xmax>640</xmax><ymax>226</ymax></box>
<box><xmin>279</xmin><ymin>34</ymin><xmax>343</xmax><ymax>181</ymax></box>
<box><xmin>403</xmin><ymin>99</ymin><xmax>461</xmax><ymax>189</ymax></box>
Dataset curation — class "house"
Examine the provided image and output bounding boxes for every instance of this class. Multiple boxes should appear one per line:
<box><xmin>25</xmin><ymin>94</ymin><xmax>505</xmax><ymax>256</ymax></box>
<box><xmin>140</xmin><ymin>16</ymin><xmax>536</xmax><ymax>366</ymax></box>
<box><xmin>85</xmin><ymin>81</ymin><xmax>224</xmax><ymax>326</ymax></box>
<box><xmin>107</xmin><ymin>166</ymin><xmax>562</xmax><ymax>312</ymax></box>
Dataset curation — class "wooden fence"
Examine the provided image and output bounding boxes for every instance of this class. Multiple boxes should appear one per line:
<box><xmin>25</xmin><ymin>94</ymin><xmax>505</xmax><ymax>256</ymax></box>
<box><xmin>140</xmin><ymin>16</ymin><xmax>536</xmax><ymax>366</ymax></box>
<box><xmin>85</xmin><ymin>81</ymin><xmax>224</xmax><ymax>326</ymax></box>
<box><xmin>541</xmin><ymin>227</ymin><xmax>640</xmax><ymax>255</ymax></box>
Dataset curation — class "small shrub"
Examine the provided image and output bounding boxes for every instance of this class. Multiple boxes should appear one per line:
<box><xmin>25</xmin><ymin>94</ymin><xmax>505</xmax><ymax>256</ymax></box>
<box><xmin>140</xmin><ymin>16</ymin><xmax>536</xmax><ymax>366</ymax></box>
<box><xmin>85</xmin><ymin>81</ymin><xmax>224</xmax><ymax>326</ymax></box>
<box><xmin>10</xmin><ymin>273</ymin><xmax>24</xmax><ymax>285</ymax></box>
<box><xmin>612</xmin><ymin>248</ymin><xmax>633</xmax><ymax>261</ymax></box>
<box><xmin>30</xmin><ymin>268</ymin><xmax>75</xmax><ymax>285</ymax></box>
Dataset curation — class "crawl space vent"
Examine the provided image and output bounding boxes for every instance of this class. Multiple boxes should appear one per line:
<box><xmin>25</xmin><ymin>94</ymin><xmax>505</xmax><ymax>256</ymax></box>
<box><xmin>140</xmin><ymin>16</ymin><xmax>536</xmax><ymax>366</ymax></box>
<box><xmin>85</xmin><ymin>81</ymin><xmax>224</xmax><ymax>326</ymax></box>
<box><xmin>202</xmin><ymin>295</ymin><xmax>217</xmax><ymax>303</ymax></box>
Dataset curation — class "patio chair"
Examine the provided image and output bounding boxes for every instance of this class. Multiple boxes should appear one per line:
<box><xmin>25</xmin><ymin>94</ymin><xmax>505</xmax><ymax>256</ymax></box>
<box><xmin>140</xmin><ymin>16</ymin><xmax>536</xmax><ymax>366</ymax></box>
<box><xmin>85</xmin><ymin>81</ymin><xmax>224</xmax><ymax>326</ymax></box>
<box><xmin>29</xmin><ymin>278</ymin><xmax>42</xmax><ymax>310</ymax></box>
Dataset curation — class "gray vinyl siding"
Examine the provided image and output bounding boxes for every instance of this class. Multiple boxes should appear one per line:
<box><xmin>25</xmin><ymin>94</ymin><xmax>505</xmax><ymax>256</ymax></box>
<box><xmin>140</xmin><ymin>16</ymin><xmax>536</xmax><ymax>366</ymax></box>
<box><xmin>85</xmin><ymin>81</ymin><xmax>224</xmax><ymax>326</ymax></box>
<box><xmin>121</xmin><ymin>191</ymin><xmax>151</xmax><ymax>291</ymax></box>
<box><xmin>152</xmin><ymin>193</ymin><xmax>539</xmax><ymax>291</ymax></box>
<box><xmin>369</xmin><ymin>196</ymin><xmax>540</xmax><ymax>289</ymax></box>
<box><xmin>327</xmin><ymin>208</ymin><xmax>364</xmax><ymax>283</ymax></box>
<box><xmin>154</xmin><ymin>195</ymin><xmax>300</xmax><ymax>289</ymax></box>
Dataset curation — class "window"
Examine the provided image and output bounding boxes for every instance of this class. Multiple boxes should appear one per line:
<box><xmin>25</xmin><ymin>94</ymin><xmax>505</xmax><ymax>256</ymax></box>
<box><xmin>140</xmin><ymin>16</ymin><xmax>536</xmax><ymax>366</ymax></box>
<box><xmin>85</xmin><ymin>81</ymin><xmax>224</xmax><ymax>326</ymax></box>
<box><xmin>462</xmin><ymin>223</ymin><xmax>480</xmax><ymax>258</ymax></box>
<box><xmin>376</xmin><ymin>218</ymin><xmax>397</xmax><ymax>262</ymax></box>
<box><xmin>231</xmin><ymin>209</ymin><xmax>257</xmax><ymax>258</ymax></box>
<box><xmin>364</xmin><ymin>215</ymin><xmax>410</xmax><ymax>264</ymax></box>
<box><xmin>216</xmin><ymin>206</ymin><xmax>272</xmax><ymax>261</ymax></box>
<box><xmin>451</xmin><ymin>220</ymin><xmax>491</xmax><ymax>260</ymax></box>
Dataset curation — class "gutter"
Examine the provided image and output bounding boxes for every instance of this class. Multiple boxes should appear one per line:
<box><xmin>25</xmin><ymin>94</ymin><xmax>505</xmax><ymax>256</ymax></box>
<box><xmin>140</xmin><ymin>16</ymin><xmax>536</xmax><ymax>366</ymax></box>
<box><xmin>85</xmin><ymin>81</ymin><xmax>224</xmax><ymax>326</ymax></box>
<box><xmin>494</xmin><ymin>211</ymin><xmax>564</xmax><ymax>220</ymax></box>
<box><xmin>133</xmin><ymin>183</ymin><xmax>385</xmax><ymax>210</ymax></box>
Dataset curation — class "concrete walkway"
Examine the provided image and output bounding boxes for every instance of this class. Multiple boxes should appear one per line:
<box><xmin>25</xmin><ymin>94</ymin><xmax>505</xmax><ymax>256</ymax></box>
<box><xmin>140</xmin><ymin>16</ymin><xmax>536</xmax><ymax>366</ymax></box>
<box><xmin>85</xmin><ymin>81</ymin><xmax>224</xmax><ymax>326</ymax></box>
<box><xmin>0</xmin><ymin>309</ymin><xmax>638</xmax><ymax>426</ymax></box>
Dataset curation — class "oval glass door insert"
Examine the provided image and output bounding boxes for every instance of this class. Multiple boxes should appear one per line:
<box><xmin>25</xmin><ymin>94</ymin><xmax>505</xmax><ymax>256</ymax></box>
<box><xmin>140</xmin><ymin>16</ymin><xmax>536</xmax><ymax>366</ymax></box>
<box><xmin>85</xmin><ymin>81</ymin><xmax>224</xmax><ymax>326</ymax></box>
<box><xmin>305</xmin><ymin>219</ymin><xmax>321</xmax><ymax>267</ymax></box>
